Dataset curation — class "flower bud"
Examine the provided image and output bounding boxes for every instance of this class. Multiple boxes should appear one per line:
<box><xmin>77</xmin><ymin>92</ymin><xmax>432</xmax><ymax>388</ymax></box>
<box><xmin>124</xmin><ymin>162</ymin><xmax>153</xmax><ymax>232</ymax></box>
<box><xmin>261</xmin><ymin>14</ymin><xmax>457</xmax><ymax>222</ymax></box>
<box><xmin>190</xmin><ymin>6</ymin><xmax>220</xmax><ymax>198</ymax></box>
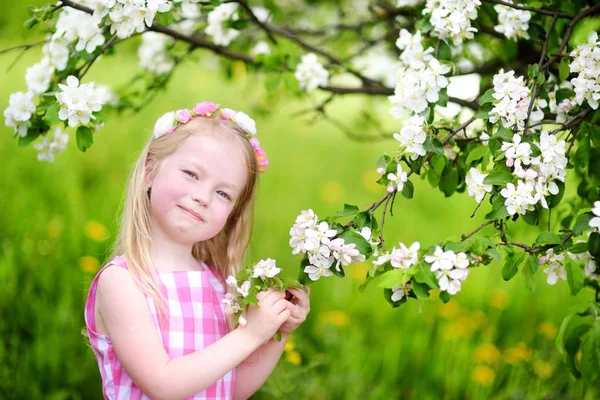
<box><xmin>387</xmin><ymin>185</ymin><xmax>396</xmax><ymax>193</ymax></box>
<box><xmin>538</xmin><ymin>256</ymin><xmax>548</xmax><ymax>265</ymax></box>
<box><xmin>377</xmin><ymin>167</ymin><xmax>385</xmax><ymax>175</ymax></box>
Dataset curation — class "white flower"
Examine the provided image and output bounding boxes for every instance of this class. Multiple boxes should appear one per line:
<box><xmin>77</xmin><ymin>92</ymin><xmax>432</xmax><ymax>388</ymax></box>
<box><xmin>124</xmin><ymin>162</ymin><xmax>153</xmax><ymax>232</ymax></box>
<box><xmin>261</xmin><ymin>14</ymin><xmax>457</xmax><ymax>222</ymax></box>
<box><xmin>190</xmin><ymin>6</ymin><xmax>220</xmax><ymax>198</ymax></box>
<box><xmin>569</xmin><ymin>32</ymin><xmax>600</xmax><ymax>110</ymax></box>
<box><xmin>205</xmin><ymin>3</ymin><xmax>240</xmax><ymax>46</ymax></box>
<box><xmin>234</xmin><ymin>111</ymin><xmax>257</xmax><ymax>135</ymax></box>
<box><xmin>4</xmin><ymin>91</ymin><xmax>36</xmax><ymax>136</ymax></box>
<box><xmin>252</xmin><ymin>258</ymin><xmax>281</xmax><ymax>279</ymax></box>
<box><xmin>328</xmin><ymin>238</ymin><xmax>365</xmax><ymax>269</ymax></box>
<box><xmin>33</xmin><ymin>127</ymin><xmax>69</xmax><ymax>162</ymax></box>
<box><xmin>422</xmin><ymin>0</ymin><xmax>481</xmax><ymax>45</ymax></box>
<box><xmin>304</xmin><ymin>255</ymin><xmax>334</xmax><ymax>281</ymax></box>
<box><xmin>387</xmin><ymin>163</ymin><xmax>408</xmax><ymax>192</ymax></box>
<box><xmin>466</xmin><ymin>168</ymin><xmax>492</xmax><ymax>203</ymax></box>
<box><xmin>304</xmin><ymin>222</ymin><xmax>337</xmax><ymax>252</ymax></box>
<box><xmin>425</xmin><ymin>246</ymin><xmax>470</xmax><ymax>295</ymax></box>
<box><xmin>237</xmin><ymin>280</ymin><xmax>251</xmax><ymax>297</ymax></box>
<box><xmin>424</xmin><ymin>246</ymin><xmax>455</xmax><ymax>271</ymax></box>
<box><xmin>542</xmin><ymin>249</ymin><xmax>566</xmax><ymax>285</ymax></box>
<box><xmin>222</xmin><ymin>292</ymin><xmax>242</xmax><ymax>314</ymax></box>
<box><xmin>391</xmin><ymin>281</ymin><xmax>413</xmax><ymax>302</ymax></box>
<box><xmin>55</xmin><ymin>75</ymin><xmax>105</xmax><ymax>128</ymax></box>
<box><xmin>494</xmin><ymin>1</ymin><xmax>531</xmax><ymax>40</ymax></box>
<box><xmin>138</xmin><ymin>32</ymin><xmax>175</xmax><ymax>74</ymax></box>
<box><xmin>295</xmin><ymin>53</ymin><xmax>329</xmax><ymax>92</ymax></box>
<box><xmin>251</xmin><ymin>41</ymin><xmax>271</xmax><ymax>57</ymax></box>
<box><xmin>225</xmin><ymin>275</ymin><xmax>238</xmax><ymax>288</ymax></box>
<box><xmin>390</xmin><ymin>241</ymin><xmax>420</xmax><ymax>269</ymax></box>
<box><xmin>153</xmin><ymin>111</ymin><xmax>176</xmax><ymax>138</ymax></box>
<box><xmin>393</xmin><ymin>115</ymin><xmax>427</xmax><ymax>159</ymax></box>
<box><xmin>25</xmin><ymin>58</ymin><xmax>55</xmax><ymax>95</ymax></box>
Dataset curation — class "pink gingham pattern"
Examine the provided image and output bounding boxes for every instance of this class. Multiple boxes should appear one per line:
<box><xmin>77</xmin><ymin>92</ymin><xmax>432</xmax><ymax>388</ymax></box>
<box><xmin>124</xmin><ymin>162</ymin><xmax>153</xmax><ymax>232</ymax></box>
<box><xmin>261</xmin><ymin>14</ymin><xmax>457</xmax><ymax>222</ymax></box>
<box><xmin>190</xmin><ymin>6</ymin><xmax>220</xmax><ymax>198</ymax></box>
<box><xmin>84</xmin><ymin>256</ymin><xmax>235</xmax><ymax>399</ymax></box>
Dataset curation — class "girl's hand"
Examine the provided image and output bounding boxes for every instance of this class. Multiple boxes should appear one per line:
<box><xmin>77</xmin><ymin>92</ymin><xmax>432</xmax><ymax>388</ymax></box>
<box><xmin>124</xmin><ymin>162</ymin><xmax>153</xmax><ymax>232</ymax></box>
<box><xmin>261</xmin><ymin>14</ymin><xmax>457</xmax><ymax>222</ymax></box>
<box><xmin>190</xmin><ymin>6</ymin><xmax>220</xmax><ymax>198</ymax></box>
<box><xmin>243</xmin><ymin>288</ymin><xmax>291</xmax><ymax>344</ymax></box>
<box><xmin>279</xmin><ymin>287</ymin><xmax>311</xmax><ymax>335</ymax></box>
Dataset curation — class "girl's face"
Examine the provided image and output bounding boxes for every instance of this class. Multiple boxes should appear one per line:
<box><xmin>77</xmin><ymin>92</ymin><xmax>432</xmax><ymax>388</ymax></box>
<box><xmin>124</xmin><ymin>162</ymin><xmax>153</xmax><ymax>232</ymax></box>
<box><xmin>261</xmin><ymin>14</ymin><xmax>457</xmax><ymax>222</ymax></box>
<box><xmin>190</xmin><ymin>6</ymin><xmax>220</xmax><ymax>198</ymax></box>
<box><xmin>148</xmin><ymin>134</ymin><xmax>248</xmax><ymax>246</ymax></box>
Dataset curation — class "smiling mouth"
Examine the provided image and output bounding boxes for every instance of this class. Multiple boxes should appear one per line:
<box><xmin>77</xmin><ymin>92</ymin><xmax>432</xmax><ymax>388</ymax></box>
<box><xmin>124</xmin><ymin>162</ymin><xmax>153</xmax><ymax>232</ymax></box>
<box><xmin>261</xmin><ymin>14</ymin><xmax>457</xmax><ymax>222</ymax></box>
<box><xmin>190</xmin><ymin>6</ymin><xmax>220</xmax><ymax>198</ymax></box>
<box><xmin>178</xmin><ymin>206</ymin><xmax>205</xmax><ymax>222</ymax></box>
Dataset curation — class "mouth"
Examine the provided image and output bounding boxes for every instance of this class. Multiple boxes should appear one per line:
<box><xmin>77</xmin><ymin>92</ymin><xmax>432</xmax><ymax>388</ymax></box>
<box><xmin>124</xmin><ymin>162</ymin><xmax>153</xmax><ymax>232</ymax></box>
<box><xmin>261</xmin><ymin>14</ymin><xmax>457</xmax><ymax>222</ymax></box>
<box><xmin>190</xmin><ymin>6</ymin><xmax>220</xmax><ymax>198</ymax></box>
<box><xmin>178</xmin><ymin>206</ymin><xmax>205</xmax><ymax>222</ymax></box>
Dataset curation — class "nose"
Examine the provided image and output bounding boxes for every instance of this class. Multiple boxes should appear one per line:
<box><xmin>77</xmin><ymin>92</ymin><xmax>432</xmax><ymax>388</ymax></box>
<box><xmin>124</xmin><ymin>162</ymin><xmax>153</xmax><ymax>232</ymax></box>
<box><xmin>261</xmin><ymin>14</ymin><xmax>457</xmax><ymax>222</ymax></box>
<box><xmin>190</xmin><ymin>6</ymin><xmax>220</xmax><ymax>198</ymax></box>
<box><xmin>192</xmin><ymin>186</ymin><xmax>210</xmax><ymax>207</ymax></box>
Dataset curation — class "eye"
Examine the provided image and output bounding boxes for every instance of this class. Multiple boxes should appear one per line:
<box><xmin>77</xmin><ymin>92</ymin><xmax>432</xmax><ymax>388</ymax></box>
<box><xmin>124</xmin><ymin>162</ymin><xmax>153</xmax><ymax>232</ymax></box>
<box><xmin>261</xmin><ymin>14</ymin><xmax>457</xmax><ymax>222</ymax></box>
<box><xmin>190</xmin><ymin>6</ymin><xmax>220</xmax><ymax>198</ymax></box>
<box><xmin>216</xmin><ymin>190</ymin><xmax>231</xmax><ymax>200</ymax></box>
<box><xmin>183</xmin><ymin>170</ymin><xmax>197</xmax><ymax>179</ymax></box>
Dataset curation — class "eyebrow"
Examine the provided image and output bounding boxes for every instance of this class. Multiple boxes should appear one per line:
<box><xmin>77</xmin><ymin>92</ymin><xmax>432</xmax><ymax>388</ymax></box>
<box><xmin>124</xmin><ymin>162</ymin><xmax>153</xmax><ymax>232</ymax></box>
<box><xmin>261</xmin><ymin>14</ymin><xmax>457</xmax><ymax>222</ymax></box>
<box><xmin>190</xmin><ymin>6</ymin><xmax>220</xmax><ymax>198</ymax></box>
<box><xmin>182</xmin><ymin>160</ymin><xmax>240</xmax><ymax>192</ymax></box>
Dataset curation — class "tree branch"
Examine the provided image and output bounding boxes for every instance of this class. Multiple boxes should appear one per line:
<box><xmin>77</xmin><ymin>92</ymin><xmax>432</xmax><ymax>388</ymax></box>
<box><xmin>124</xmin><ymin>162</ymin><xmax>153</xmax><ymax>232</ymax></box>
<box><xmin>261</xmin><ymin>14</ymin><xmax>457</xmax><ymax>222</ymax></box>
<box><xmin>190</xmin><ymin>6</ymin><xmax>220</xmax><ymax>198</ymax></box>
<box><xmin>481</xmin><ymin>0</ymin><xmax>574</xmax><ymax>19</ymax></box>
<box><xmin>236</xmin><ymin>0</ymin><xmax>278</xmax><ymax>45</ymax></box>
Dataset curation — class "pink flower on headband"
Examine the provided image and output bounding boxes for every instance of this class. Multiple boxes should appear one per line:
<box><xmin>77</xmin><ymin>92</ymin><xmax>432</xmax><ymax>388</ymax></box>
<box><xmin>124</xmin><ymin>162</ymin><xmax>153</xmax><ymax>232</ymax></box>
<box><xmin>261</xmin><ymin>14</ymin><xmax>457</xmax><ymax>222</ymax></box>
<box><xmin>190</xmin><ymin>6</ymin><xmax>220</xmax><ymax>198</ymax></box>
<box><xmin>193</xmin><ymin>101</ymin><xmax>220</xmax><ymax>117</ymax></box>
<box><xmin>176</xmin><ymin>109</ymin><xmax>192</xmax><ymax>123</ymax></box>
<box><xmin>220</xmin><ymin>108</ymin><xmax>236</xmax><ymax>121</ymax></box>
<box><xmin>249</xmin><ymin>138</ymin><xmax>269</xmax><ymax>173</ymax></box>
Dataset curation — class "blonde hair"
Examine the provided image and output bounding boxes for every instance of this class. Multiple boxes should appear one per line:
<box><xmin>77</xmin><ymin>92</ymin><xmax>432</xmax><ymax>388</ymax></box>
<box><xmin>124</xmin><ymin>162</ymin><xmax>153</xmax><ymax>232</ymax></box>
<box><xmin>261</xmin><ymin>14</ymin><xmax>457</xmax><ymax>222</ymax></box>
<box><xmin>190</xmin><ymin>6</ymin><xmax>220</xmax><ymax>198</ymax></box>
<box><xmin>111</xmin><ymin>117</ymin><xmax>259</xmax><ymax>324</ymax></box>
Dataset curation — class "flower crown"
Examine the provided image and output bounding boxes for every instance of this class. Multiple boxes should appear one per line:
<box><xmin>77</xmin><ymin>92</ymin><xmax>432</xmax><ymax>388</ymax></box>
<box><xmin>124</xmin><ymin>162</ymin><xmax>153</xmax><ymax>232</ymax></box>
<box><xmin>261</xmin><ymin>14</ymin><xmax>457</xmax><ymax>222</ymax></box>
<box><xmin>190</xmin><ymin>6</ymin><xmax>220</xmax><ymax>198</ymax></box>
<box><xmin>153</xmin><ymin>101</ymin><xmax>269</xmax><ymax>173</ymax></box>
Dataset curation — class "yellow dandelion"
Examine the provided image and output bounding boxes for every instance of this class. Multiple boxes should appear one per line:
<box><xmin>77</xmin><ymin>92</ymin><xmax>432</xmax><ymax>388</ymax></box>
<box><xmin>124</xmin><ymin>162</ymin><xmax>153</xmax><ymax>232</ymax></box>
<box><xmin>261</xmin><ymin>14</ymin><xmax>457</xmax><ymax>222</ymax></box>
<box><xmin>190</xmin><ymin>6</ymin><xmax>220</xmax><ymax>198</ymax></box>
<box><xmin>437</xmin><ymin>300</ymin><xmax>461</xmax><ymax>318</ymax></box>
<box><xmin>362</xmin><ymin>170</ymin><xmax>383</xmax><ymax>194</ymax></box>
<box><xmin>318</xmin><ymin>310</ymin><xmax>350</xmax><ymax>328</ymax></box>
<box><xmin>474</xmin><ymin>343</ymin><xmax>500</xmax><ymax>365</ymax></box>
<box><xmin>538</xmin><ymin>322</ymin><xmax>557</xmax><ymax>341</ymax></box>
<box><xmin>285</xmin><ymin>351</ymin><xmax>302</xmax><ymax>365</ymax></box>
<box><xmin>504</xmin><ymin>342</ymin><xmax>532</xmax><ymax>364</ymax></box>
<box><xmin>350</xmin><ymin>262</ymin><xmax>370</xmax><ymax>281</ymax></box>
<box><xmin>533</xmin><ymin>360</ymin><xmax>554</xmax><ymax>380</ymax></box>
<box><xmin>320</xmin><ymin>181</ymin><xmax>343</xmax><ymax>204</ymax></box>
<box><xmin>284</xmin><ymin>336</ymin><xmax>295</xmax><ymax>352</ymax></box>
<box><xmin>85</xmin><ymin>221</ymin><xmax>108</xmax><ymax>242</ymax></box>
<box><xmin>469</xmin><ymin>311</ymin><xmax>487</xmax><ymax>330</ymax></box>
<box><xmin>472</xmin><ymin>365</ymin><xmax>495</xmax><ymax>386</ymax></box>
<box><xmin>48</xmin><ymin>217</ymin><xmax>64</xmax><ymax>238</ymax></box>
<box><xmin>489</xmin><ymin>289</ymin><xmax>510</xmax><ymax>310</ymax></box>
<box><xmin>80</xmin><ymin>256</ymin><xmax>100</xmax><ymax>274</ymax></box>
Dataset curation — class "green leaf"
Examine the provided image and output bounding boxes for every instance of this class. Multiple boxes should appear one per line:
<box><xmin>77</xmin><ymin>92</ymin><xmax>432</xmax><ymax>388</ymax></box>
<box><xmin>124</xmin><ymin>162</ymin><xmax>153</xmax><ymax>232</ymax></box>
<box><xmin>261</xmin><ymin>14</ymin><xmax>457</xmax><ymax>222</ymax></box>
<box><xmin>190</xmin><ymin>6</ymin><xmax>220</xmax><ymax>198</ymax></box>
<box><xmin>556</xmin><ymin>313</ymin><xmax>574</xmax><ymax>355</ymax></box>
<box><xmin>535</xmin><ymin>231</ymin><xmax>561</xmax><ymax>245</ymax></box>
<box><xmin>424</xmin><ymin>137</ymin><xmax>444</xmax><ymax>155</ymax></box>
<box><xmin>265</xmin><ymin>74</ymin><xmax>281</xmax><ymax>93</ymax></box>
<box><xmin>589</xmin><ymin>232</ymin><xmax>600</xmax><ymax>258</ymax></box>
<box><xmin>337</xmin><ymin>229</ymin><xmax>373</xmax><ymax>258</ymax></box>
<box><xmin>439</xmin><ymin>291</ymin><xmax>451</xmax><ymax>303</ymax></box>
<box><xmin>479</xmin><ymin>88</ymin><xmax>495</xmax><ymax>105</ymax></box>
<box><xmin>353</xmin><ymin>211</ymin><xmax>370</xmax><ymax>230</ymax></box>
<box><xmin>568</xmin><ymin>242</ymin><xmax>589</xmax><ymax>254</ymax></box>
<box><xmin>155</xmin><ymin>10</ymin><xmax>176</xmax><ymax>25</ymax></box>
<box><xmin>45</xmin><ymin>104</ymin><xmax>61</xmax><ymax>125</ymax></box>
<box><xmin>437</xmin><ymin>40</ymin><xmax>452</xmax><ymax>61</ymax></box>
<box><xmin>574</xmin><ymin>136</ymin><xmax>590</xmax><ymax>169</ymax></box>
<box><xmin>298</xmin><ymin>256</ymin><xmax>311</xmax><ymax>285</ymax></box>
<box><xmin>476</xmin><ymin>103</ymin><xmax>494</xmax><ymax>120</ymax></box>
<box><xmin>377</xmin><ymin>269</ymin><xmax>409</xmax><ymax>288</ymax></box>
<box><xmin>580</xmin><ymin>321</ymin><xmax>600</xmax><ymax>382</ymax></box>
<box><xmin>337</xmin><ymin>204</ymin><xmax>360</xmax><ymax>217</ymax></box>
<box><xmin>439</xmin><ymin>168</ymin><xmax>458</xmax><ymax>197</ymax></box>
<box><xmin>483</xmin><ymin>170</ymin><xmax>513</xmax><ymax>186</ymax></box>
<box><xmin>413</xmin><ymin>263</ymin><xmax>438</xmax><ymax>289</ymax></box>
<box><xmin>445</xmin><ymin>241</ymin><xmax>471</xmax><ymax>252</ymax></box>
<box><xmin>502</xmin><ymin>252</ymin><xmax>526</xmax><ymax>281</ymax></box>
<box><xmin>383</xmin><ymin>288</ymin><xmax>407</xmax><ymax>308</ymax></box>
<box><xmin>466</xmin><ymin>145</ymin><xmax>489</xmax><ymax>166</ymax></box>
<box><xmin>556</xmin><ymin>88</ymin><xmax>574</xmax><ymax>104</ymax></box>
<box><xmin>559</xmin><ymin>57</ymin><xmax>571</xmax><ymax>81</ymax></box>
<box><xmin>573</xmin><ymin>212</ymin><xmax>594</xmax><ymax>236</ymax></box>
<box><xmin>566</xmin><ymin>259</ymin><xmax>585</xmax><ymax>295</ymax></box>
<box><xmin>493</xmin><ymin>126</ymin><xmax>513</xmax><ymax>141</ymax></box>
<box><xmin>485</xmin><ymin>203</ymin><xmax>509</xmax><ymax>220</ymax></box>
<box><xmin>548</xmin><ymin>181</ymin><xmax>565</xmax><ymax>208</ymax></box>
<box><xmin>411</xmin><ymin>281</ymin><xmax>430</xmax><ymax>298</ymax></box>
<box><xmin>437</xmin><ymin>87</ymin><xmax>449</xmax><ymax>107</ymax></box>
<box><xmin>522</xmin><ymin>209</ymin><xmax>539</xmax><ymax>226</ymax></box>
<box><xmin>401</xmin><ymin>180</ymin><xmax>414</xmax><ymax>199</ymax></box>
<box><xmin>76</xmin><ymin>126</ymin><xmax>93</xmax><ymax>152</ymax></box>
<box><xmin>522</xmin><ymin>255</ymin><xmax>538</xmax><ymax>292</ymax></box>
<box><xmin>528</xmin><ymin>63</ymin><xmax>540</xmax><ymax>78</ymax></box>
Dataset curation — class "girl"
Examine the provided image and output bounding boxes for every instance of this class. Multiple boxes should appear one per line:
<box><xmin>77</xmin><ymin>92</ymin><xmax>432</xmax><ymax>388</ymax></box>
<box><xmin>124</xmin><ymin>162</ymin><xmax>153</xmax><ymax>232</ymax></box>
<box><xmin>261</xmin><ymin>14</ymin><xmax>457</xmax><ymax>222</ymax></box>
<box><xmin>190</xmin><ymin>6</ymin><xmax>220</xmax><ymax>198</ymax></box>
<box><xmin>84</xmin><ymin>102</ymin><xmax>310</xmax><ymax>400</ymax></box>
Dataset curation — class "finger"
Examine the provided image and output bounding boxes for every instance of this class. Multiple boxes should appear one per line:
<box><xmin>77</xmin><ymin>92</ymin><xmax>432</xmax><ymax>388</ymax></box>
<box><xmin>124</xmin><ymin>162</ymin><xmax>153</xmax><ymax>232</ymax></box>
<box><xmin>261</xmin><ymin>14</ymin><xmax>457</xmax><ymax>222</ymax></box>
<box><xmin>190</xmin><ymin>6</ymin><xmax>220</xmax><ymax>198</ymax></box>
<box><xmin>278</xmin><ymin>309</ymin><xmax>291</xmax><ymax>323</ymax></box>
<box><xmin>286</xmin><ymin>288</ymin><xmax>310</xmax><ymax>309</ymax></box>
<box><xmin>271</xmin><ymin>298</ymin><xmax>290</xmax><ymax>314</ymax></box>
<box><xmin>256</xmin><ymin>288</ymin><xmax>274</xmax><ymax>301</ymax></box>
<box><xmin>263</xmin><ymin>290</ymin><xmax>285</xmax><ymax>307</ymax></box>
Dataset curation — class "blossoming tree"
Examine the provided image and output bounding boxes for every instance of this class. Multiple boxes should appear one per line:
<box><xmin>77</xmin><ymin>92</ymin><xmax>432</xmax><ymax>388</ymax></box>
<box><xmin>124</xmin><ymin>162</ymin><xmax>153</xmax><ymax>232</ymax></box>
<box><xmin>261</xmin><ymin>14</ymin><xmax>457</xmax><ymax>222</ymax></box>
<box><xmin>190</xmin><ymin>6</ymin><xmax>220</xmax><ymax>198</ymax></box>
<box><xmin>4</xmin><ymin>0</ymin><xmax>600</xmax><ymax>381</ymax></box>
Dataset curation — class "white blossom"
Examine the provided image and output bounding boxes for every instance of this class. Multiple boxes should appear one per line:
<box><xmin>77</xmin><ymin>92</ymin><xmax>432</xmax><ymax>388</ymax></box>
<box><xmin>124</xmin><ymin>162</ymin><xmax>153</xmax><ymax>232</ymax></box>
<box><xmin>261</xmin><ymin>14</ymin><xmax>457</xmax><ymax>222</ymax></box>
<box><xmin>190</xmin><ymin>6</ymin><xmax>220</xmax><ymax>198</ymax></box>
<box><xmin>489</xmin><ymin>69</ymin><xmax>534</xmax><ymax>130</ymax></box>
<box><xmin>33</xmin><ymin>127</ymin><xmax>69</xmax><ymax>162</ymax></box>
<box><xmin>391</xmin><ymin>281</ymin><xmax>413</xmax><ymax>302</ymax></box>
<box><xmin>387</xmin><ymin>163</ymin><xmax>408</xmax><ymax>192</ymax></box>
<box><xmin>138</xmin><ymin>32</ymin><xmax>175</xmax><ymax>74</ymax></box>
<box><xmin>25</xmin><ymin>58</ymin><xmax>55</xmax><ymax>95</ymax></box>
<box><xmin>222</xmin><ymin>292</ymin><xmax>242</xmax><ymax>314</ymax></box>
<box><xmin>422</xmin><ymin>0</ymin><xmax>481</xmax><ymax>45</ymax></box>
<box><xmin>494</xmin><ymin>1</ymin><xmax>531</xmax><ymax>40</ymax></box>
<box><xmin>304</xmin><ymin>254</ymin><xmax>335</xmax><ymax>281</ymax></box>
<box><xmin>393</xmin><ymin>115</ymin><xmax>427</xmax><ymax>160</ymax></box>
<box><xmin>205</xmin><ymin>3</ymin><xmax>240</xmax><ymax>46</ymax></box>
<box><xmin>590</xmin><ymin>201</ymin><xmax>600</xmax><ymax>232</ymax></box>
<box><xmin>252</xmin><ymin>258</ymin><xmax>281</xmax><ymax>279</ymax></box>
<box><xmin>250</xmin><ymin>41</ymin><xmax>271</xmax><ymax>57</ymax></box>
<box><xmin>55</xmin><ymin>76</ymin><xmax>106</xmax><ymax>128</ymax></box>
<box><xmin>4</xmin><ymin>91</ymin><xmax>36</xmax><ymax>137</ymax></box>
<box><xmin>466</xmin><ymin>167</ymin><xmax>492</xmax><ymax>203</ymax></box>
<box><xmin>569</xmin><ymin>32</ymin><xmax>600</xmax><ymax>110</ymax></box>
<box><xmin>295</xmin><ymin>53</ymin><xmax>329</xmax><ymax>92</ymax></box>
<box><xmin>425</xmin><ymin>246</ymin><xmax>470</xmax><ymax>295</ymax></box>
<box><xmin>234</xmin><ymin>111</ymin><xmax>257</xmax><ymax>135</ymax></box>
<box><xmin>236</xmin><ymin>280</ymin><xmax>251</xmax><ymax>297</ymax></box>
<box><xmin>542</xmin><ymin>249</ymin><xmax>566</xmax><ymax>285</ymax></box>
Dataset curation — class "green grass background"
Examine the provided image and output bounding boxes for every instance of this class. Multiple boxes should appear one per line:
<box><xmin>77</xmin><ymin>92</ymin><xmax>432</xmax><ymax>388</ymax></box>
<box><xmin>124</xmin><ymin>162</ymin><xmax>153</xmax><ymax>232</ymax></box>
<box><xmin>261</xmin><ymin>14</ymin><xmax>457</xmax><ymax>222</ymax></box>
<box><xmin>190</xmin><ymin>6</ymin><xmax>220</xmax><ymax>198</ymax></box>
<box><xmin>0</xmin><ymin>2</ymin><xmax>598</xmax><ymax>399</ymax></box>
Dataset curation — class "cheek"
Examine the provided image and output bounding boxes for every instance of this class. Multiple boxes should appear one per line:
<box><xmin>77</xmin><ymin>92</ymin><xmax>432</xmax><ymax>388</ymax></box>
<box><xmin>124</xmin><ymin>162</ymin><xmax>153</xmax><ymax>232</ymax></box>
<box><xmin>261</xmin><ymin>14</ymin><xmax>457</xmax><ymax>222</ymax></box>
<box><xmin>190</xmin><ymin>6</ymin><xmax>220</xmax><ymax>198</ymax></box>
<box><xmin>151</xmin><ymin>173</ymin><xmax>188</xmax><ymax>211</ymax></box>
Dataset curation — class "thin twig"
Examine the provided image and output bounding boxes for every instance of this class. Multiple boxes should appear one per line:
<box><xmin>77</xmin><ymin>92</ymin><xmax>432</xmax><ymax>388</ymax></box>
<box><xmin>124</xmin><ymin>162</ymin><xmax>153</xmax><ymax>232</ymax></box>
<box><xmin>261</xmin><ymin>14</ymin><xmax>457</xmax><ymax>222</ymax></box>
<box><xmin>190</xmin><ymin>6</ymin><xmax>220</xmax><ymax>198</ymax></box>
<box><xmin>463</xmin><ymin>220</ymin><xmax>495</xmax><ymax>241</ymax></box>
<box><xmin>236</xmin><ymin>0</ymin><xmax>278</xmax><ymax>45</ymax></box>
<box><xmin>0</xmin><ymin>40</ymin><xmax>47</xmax><ymax>56</ymax></box>
<box><xmin>378</xmin><ymin>194</ymin><xmax>392</xmax><ymax>252</ymax></box>
<box><xmin>481</xmin><ymin>0</ymin><xmax>574</xmax><ymax>19</ymax></box>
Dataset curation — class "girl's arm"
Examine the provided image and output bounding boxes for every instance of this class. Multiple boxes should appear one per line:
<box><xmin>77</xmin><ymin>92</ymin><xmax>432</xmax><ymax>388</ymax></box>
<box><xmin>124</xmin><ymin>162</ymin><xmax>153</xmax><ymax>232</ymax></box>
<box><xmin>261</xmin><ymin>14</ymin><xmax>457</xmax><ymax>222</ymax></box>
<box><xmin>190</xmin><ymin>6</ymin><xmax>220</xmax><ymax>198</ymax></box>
<box><xmin>232</xmin><ymin>333</ymin><xmax>289</xmax><ymax>400</ymax></box>
<box><xmin>97</xmin><ymin>266</ymin><xmax>289</xmax><ymax>400</ymax></box>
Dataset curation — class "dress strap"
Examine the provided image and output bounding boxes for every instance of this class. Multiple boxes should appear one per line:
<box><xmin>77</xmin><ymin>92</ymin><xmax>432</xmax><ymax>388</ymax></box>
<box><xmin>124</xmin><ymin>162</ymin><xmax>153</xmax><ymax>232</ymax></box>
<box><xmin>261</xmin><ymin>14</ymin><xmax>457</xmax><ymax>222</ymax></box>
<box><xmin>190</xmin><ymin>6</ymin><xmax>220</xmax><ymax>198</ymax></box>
<box><xmin>84</xmin><ymin>256</ymin><xmax>128</xmax><ymax>335</ymax></box>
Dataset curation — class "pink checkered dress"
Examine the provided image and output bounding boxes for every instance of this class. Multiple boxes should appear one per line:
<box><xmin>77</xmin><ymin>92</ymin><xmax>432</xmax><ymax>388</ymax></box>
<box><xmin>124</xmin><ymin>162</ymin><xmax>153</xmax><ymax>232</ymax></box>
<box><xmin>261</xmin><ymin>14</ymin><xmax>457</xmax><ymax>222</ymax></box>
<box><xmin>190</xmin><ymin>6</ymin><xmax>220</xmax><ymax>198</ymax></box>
<box><xmin>84</xmin><ymin>256</ymin><xmax>235</xmax><ymax>399</ymax></box>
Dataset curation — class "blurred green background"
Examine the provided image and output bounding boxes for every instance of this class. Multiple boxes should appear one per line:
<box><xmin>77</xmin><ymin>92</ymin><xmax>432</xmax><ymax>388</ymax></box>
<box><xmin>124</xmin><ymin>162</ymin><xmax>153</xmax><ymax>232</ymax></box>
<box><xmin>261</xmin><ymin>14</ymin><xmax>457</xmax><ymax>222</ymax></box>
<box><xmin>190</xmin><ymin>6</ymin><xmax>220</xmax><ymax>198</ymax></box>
<box><xmin>1</xmin><ymin>2</ymin><xmax>598</xmax><ymax>399</ymax></box>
